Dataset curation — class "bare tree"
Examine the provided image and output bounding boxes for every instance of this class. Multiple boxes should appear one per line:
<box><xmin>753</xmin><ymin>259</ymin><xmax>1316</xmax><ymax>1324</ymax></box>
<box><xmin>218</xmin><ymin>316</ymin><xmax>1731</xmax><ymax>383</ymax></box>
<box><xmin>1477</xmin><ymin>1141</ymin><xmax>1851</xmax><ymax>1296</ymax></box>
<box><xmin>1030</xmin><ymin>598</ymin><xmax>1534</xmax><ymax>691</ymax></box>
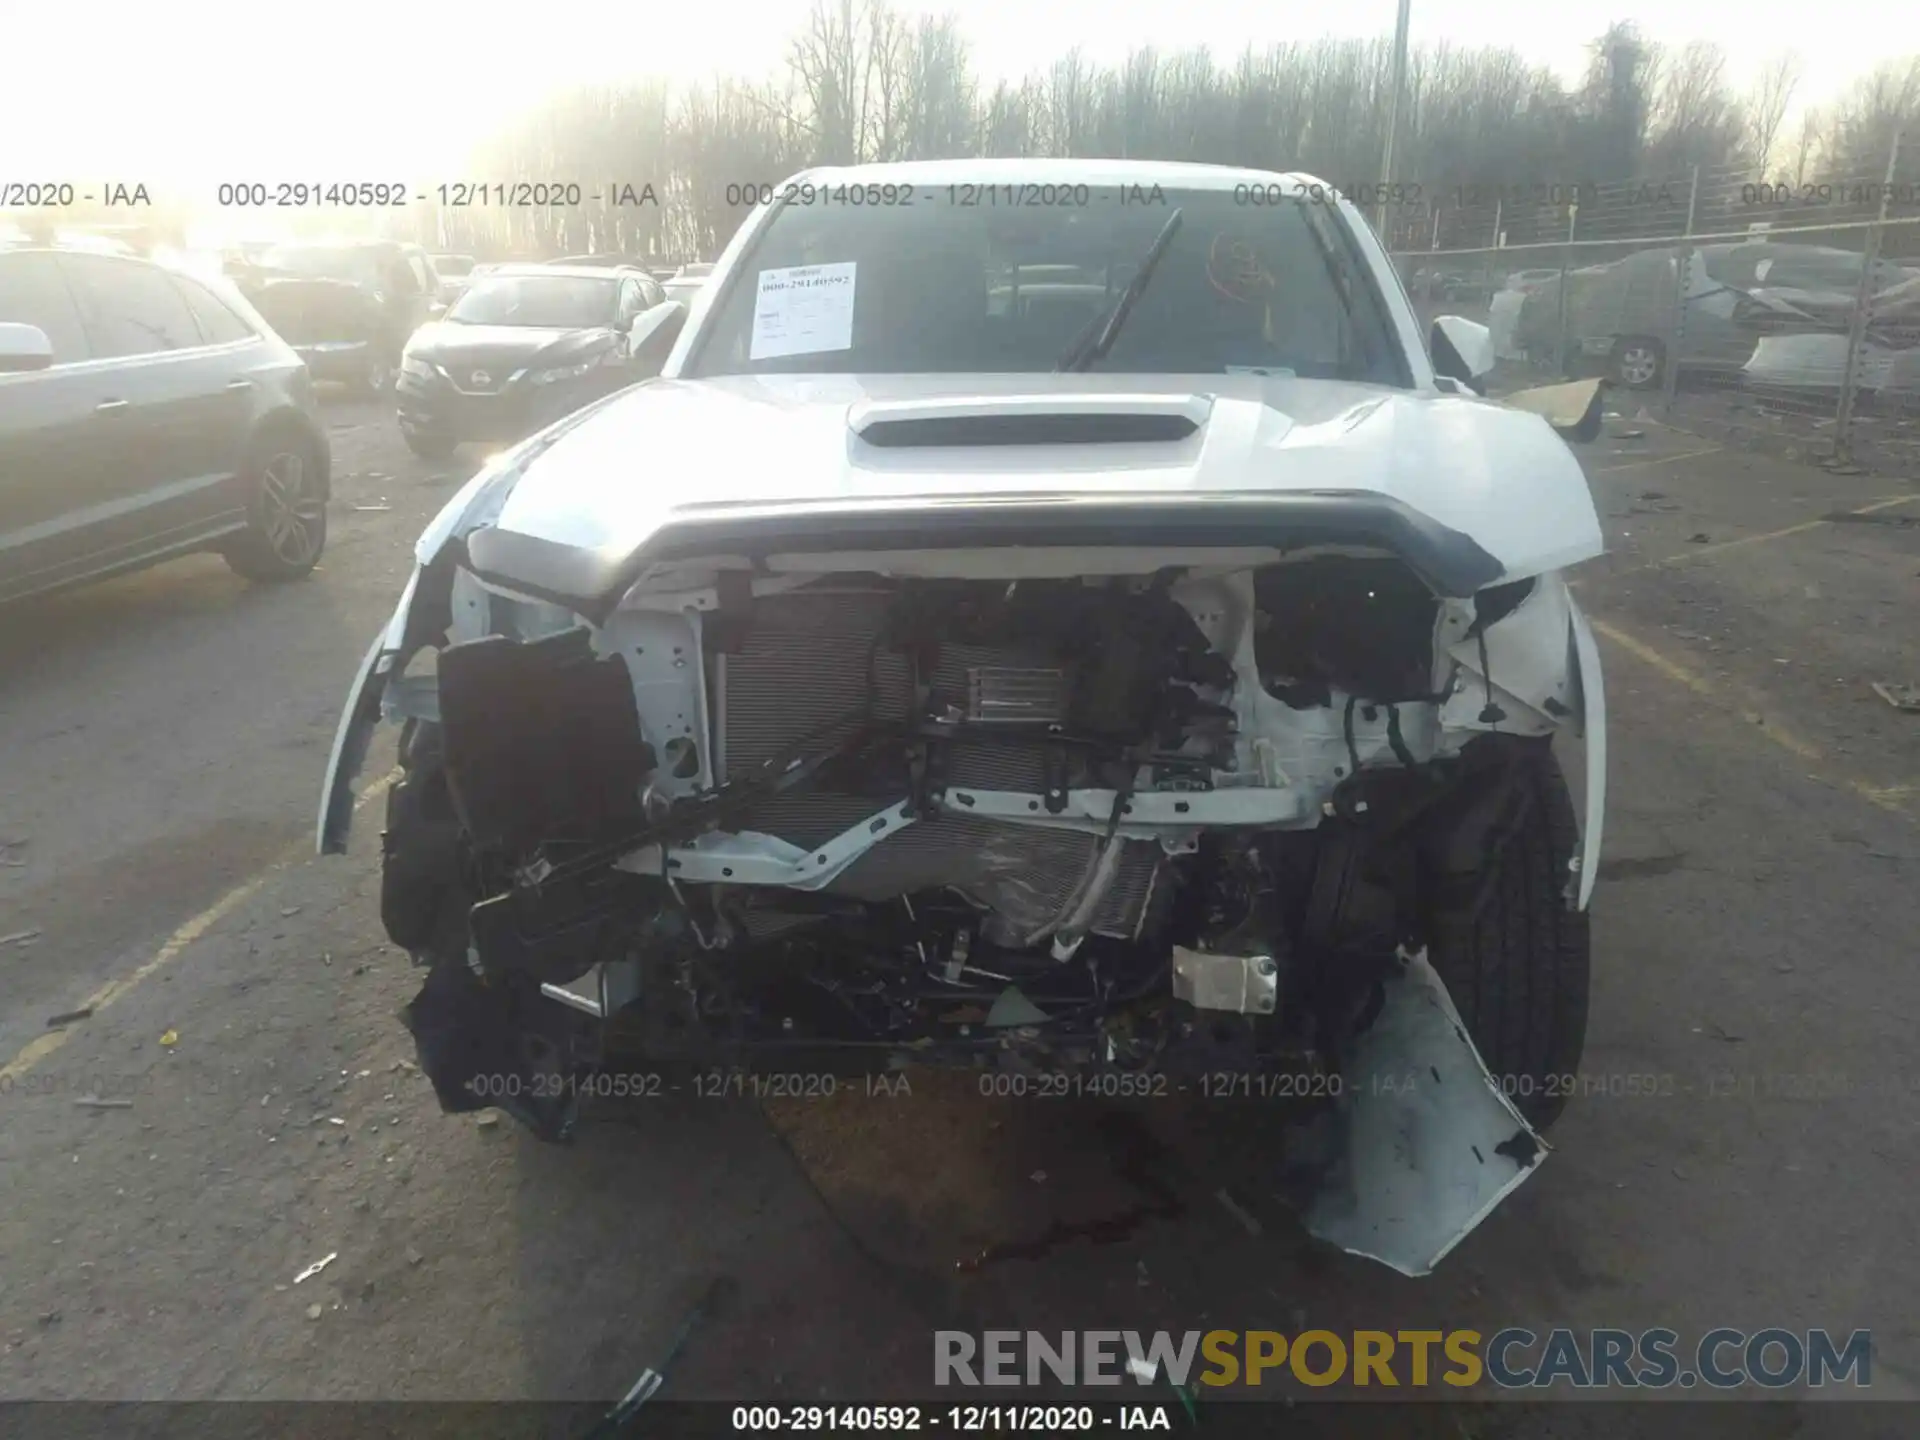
<box><xmin>902</xmin><ymin>14</ymin><xmax>975</xmax><ymax>159</ymax></box>
<box><xmin>1645</xmin><ymin>40</ymin><xmax>1742</xmax><ymax>175</ymax></box>
<box><xmin>1821</xmin><ymin>57</ymin><xmax>1920</xmax><ymax>179</ymax></box>
<box><xmin>410</xmin><ymin>17</ymin><xmax>1898</xmax><ymax>262</ymax></box>
<box><xmin>1788</xmin><ymin>107</ymin><xmax>1823</xmax><ymax>187</ymax></box>
<box><xmin>789</xmin><ymin>0</ymin><xmax>864</xmax><ymax>164</ymax></box>
<box><xmin>1744</xmin><ymin>54</ymin><xmax>1800</xmax><ymax>177</ymax></box>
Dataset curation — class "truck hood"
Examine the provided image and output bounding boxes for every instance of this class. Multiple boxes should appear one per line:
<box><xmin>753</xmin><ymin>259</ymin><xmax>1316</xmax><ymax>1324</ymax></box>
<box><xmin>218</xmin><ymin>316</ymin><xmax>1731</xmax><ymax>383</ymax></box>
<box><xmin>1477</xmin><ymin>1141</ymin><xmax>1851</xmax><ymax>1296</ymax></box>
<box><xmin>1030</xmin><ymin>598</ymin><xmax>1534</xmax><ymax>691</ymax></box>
<box><xmin>457</xmin><ymin>372</ymin><xmax>1601</xmax><ymax>589</ymax></box>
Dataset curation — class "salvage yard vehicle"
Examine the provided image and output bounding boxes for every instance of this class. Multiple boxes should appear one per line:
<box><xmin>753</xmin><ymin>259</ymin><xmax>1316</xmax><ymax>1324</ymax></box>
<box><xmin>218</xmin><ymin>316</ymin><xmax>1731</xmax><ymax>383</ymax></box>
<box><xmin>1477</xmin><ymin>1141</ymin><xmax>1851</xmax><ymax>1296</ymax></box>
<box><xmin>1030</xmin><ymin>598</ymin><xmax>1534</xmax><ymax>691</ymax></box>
<box><xmin>235</xmin><ymin>240</ymin><xmax>441</xmax><ymax>397</ymax></box>
<box><xmin>394</xmin><ymin>264</ymin><xmax>687</xmax><ymax>458</ymax></box>
<box><xmin>319</xmin><ymin>160</ymin><xmax>1607</xmax><ymax>1276</ymax></box>
<box><xmin>1518</xmin><ymin>242</ymin><xmax>1920</xmax><ymax>389</ymax></box>
<box><xmin>0</xmin><ymin>243</ymin><xmax>330</xmax><ymax>603</ymax></box>
<box><xmin>432</xmin><ymin>254</ymin><xmax>478</xmax><ymax>305</ymax></box>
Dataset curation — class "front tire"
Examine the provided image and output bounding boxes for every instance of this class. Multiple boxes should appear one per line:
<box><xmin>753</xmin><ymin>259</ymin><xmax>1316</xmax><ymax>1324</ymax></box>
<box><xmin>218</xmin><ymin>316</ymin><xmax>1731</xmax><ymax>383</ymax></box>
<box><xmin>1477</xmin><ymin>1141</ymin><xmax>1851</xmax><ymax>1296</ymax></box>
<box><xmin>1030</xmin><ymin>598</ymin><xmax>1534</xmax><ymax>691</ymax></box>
<box><xmin>1610</xmin><ymin>336</ymin><xmax>1664</xmax><ymax>389</ymax></box>
<box><xmin>223</xmin><ymin>429</ymin><xmax>328</xmax><ymax>582</ymax></box>
<box><xmin>1428</xmin><ymin>749</ymin><xmax>1591</xmax><ymax>1130</ymax></box>
<box><xmin>354</xmin><ymin>353</ymin><xmax>396</xmax><ymax>399</ymax></box>
<box><xmin>402</xmin><ymin>426</ymin><xmax>457</xmax><ymax>459</ymax></box>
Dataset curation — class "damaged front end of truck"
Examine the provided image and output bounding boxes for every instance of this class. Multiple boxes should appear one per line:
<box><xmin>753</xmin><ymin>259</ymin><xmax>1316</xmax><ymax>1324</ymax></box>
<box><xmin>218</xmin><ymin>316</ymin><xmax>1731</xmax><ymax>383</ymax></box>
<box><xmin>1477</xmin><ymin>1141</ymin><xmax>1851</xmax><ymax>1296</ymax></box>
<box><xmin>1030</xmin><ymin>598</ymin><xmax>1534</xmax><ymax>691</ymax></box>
<box><xmin>318</xmin><ymin>386</ymin><xmax>1605</xmax><ymax>1277</ymax></box>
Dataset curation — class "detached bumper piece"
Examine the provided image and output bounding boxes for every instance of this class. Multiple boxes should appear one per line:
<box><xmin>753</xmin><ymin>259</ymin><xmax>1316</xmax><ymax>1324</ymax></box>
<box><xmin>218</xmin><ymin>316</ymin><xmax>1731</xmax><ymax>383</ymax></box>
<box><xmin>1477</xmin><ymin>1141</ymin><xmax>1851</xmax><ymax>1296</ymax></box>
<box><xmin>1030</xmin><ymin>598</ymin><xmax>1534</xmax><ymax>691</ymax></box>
<box><xmin>1289</xmin><ymin>948</ymin><xmax>1546</xmax><ymax>1276</ymax></box>
<box><xmin>402</xmin><ymin>959</ymin><xmax>594</xmax><ymax>1143</ymax></box>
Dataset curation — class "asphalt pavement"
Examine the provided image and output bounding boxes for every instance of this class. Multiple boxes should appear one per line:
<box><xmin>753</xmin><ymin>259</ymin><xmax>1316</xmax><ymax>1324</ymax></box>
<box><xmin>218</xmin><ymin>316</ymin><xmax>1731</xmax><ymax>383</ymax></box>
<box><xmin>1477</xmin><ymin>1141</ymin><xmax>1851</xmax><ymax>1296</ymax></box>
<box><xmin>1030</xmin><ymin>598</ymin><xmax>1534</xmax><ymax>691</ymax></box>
<box><xmin>1</xmin><ymin>393</ymin><xmax>1916</xmax><ymax>1430</ymax></box>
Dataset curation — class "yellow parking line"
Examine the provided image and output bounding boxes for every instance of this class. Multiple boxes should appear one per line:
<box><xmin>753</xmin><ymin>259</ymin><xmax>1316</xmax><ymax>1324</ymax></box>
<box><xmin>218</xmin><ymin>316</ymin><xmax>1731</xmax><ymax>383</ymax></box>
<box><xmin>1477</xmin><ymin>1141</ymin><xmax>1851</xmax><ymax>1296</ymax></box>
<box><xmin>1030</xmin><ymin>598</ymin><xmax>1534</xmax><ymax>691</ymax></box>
<box><xmin>0</xmin><ymin>772</ymin><xmax>398</xmax><ymax>1084</ymax></box>
<box><xmin>1589</xmin><ymin>445</ymin><xmax>1724</xmax><ymax>475</ymax></box>
<box><xmin>1660</xmin><ymin>494</ymin><xmax>1920</xmax><ymax>566</ymax></box>
<box><xmin>1590</xmin><ymin>619</ymin><xmax>1910</xmax><ymax>816</ymax></box>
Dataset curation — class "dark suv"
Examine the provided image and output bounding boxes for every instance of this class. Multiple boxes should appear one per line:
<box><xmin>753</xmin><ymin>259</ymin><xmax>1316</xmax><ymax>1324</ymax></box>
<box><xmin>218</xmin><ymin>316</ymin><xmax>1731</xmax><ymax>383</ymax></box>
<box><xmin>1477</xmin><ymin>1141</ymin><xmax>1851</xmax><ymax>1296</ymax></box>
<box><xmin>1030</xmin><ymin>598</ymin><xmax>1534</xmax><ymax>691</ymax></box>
<box><xmin>232</xmin><ymin>240</ymin><xmax>441</xmax><ymax>396</ymax></box>
<box><xmin>0</xmin><ymin>246</ymin><xmax>331</xmax><ymax>603</ymax></box>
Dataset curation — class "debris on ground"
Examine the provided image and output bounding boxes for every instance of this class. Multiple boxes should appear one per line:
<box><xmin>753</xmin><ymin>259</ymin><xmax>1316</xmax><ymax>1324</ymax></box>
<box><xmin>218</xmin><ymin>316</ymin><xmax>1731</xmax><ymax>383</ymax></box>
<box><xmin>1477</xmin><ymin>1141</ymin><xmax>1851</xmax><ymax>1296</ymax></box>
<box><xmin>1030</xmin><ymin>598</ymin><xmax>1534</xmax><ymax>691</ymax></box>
<box><xmin>158</xmin><ymin>1029</ymin><xmax>179</xmax><ymax>1047</ymax></box>
<box><xmin>74</xmin><ymin>1096</ymin><xmax>133</xmax><ymax>1110</ymax></box>
<box><xmin>475</xmin><ymin>1111</ymin><xmax>500</xmax><ymax>1129</ymax></box>
<box><xmin>1687</xmin><ymin>532</ymin><xmax>1710</xmax><ymax>544</ymax></box>
<box><xmin>1613</xmin><ymin>428</ymin><xmax>1647</xmax><ymax>440</ymax></box>
<box><xmin>578</xmin><ymin>1277</ymin><xmax>731</xmax><ymax>1440</ymax></box>
<box><xmin>306</xmin><ymin>1303</ymin><xmax>324</xmax><ymax>1321</ymax></box>
<box><xmin>1215</xmin><ymin>1188</ymin><xmax>1264</xmax><ymax>1237</ymax></box>
<box><xmin>1</xmin><ymin>929</ymin><xmax>41</xmax><ymax>947</ymax></box>
<box><xmin>1870</xmin><ymin>682</ymin><xmax>1920</xmax><ymax>713</ymax></box>
<box><xmin>1640</xmin><ymin>489</ymin><xmax>1667</xmax><ymax>500</ymax></box>
<box><xmin>280</xmin><ymin>907</ymin><xmax>302</xmax><ymax>918</ymax></box>
<box><xmin>45</xmin><ymin>1007</ymin><xmax>93</xmax><ymax>1028</ymax></box>
<box><xmin>350</xmin><ymin>503</ymin><xmax>393</xmax><ymax>513</ymax></box>
<box><xmin>405</xmin><ymin>1245</ymin><xmax>424</xmax><ymax>1266</ymax></box>
<box><xmin>294</xmin><ymin>1252</ymin><xmax>338</xmax><ymax>1285</ymax></box>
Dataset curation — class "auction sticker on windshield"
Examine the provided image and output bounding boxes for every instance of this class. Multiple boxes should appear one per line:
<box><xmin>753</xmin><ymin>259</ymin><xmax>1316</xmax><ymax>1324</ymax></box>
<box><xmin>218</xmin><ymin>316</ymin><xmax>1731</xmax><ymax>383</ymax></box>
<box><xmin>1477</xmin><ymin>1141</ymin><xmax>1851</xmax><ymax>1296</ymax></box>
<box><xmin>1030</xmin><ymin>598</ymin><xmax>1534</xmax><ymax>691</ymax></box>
<box><xmin>751</xmin><ymin>262</ymin><xmax>857</xmax><ymax>359</ymax></box>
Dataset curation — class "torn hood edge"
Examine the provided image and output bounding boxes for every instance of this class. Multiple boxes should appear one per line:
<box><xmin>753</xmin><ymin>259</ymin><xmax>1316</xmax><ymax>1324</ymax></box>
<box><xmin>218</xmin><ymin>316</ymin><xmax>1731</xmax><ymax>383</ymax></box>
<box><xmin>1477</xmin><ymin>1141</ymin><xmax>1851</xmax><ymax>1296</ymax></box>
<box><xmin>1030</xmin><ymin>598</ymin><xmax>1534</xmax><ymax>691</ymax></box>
<box><xmin>412</xmin><ymin>377</ymin><xmax>1604</xmax><ymax>591</ymax></box>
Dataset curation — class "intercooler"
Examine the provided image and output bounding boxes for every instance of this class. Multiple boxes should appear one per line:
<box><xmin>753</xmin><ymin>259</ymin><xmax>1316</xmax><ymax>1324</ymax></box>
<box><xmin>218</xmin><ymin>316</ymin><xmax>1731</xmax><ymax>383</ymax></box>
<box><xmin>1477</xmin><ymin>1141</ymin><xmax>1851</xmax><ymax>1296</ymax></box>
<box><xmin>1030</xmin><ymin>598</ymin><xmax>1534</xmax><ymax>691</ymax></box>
<box><xmin>714</xmin><ymin>589</ymin><xmax>1161</xmax><ymax>942</ymax></box>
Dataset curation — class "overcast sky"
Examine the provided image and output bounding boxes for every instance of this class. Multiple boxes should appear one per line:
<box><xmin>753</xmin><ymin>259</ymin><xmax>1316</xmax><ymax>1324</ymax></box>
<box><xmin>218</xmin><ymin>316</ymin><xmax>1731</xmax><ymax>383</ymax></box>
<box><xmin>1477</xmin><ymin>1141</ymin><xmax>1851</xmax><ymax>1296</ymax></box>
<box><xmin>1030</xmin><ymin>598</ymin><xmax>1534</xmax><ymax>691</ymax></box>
<box><xmin>2</xmin><ymin>0</ymin><xmax>1887</xmax><ymax>185</ymax></box>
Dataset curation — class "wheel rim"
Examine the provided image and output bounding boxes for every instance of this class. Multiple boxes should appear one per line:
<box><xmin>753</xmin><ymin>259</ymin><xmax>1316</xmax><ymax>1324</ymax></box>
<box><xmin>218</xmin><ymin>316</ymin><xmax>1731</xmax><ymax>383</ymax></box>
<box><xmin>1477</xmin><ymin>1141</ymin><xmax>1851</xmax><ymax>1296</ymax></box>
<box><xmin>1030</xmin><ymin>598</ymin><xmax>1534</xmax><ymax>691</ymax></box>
<box><xmin>1618</xmin><ymin>346</ymin><xmax>1658</xmax><ymax>386</ymax></box>
<box><xmin>260</xmin><ymin>452</ymin><xmax>323</xmax><ymax>565</ymax></box>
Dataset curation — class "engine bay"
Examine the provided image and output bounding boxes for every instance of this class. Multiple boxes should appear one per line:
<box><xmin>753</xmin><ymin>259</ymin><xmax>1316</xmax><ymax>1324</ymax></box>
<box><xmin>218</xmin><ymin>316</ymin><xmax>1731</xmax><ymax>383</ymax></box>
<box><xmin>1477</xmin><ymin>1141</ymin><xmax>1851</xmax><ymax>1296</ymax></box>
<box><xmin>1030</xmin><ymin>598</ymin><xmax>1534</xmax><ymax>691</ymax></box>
<box><xmin>371</xmin><ymin>552</ymin><xmax>1582</xmax><ymax>1139</ymax></box>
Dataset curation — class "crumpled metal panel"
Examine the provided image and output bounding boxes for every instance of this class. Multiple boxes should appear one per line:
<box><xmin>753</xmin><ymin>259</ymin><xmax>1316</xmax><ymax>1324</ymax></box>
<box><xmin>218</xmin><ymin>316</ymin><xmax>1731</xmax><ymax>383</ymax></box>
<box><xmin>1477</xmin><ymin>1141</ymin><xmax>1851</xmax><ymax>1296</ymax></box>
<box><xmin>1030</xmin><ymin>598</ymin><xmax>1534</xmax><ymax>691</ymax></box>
<box><xmin>1301</xmin><ymin>947</ymin><xmax>1548</xmax><ymax>1276</ymax></box>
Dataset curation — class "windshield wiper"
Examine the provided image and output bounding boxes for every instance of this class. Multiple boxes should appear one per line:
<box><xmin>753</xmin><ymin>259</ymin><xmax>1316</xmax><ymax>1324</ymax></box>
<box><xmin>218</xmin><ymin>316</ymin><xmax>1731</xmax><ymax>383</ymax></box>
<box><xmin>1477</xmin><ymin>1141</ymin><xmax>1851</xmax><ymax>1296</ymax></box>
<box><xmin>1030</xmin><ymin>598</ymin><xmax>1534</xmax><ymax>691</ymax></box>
<box><xmin>1055</xmin><ymin>207</ymin><xmax>1184</xmax><ymax>373</ymax></box>
<box><xmin>1296</xmin><ymin>203</ymin><xmax>1381</xmax><ymax>376</ymax></box>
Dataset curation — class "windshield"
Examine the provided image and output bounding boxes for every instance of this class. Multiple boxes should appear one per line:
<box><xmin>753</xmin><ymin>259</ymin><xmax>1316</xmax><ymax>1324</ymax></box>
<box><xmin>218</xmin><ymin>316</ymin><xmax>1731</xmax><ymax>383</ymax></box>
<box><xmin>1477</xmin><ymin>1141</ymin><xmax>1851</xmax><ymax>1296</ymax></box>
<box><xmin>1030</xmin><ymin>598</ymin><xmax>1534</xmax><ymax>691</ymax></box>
<box><xmin>260</xmin><ymin>245</ymin><xmax>383</xmax><ymax>284</ymax></box>
<box><xmin>685</xmin><ymin>189</ymin><xmax>1402</xmax><ymax>382</ymax></box>
<box><xmin>446</xmin><ymin>274</ymin><xmax>619</xmax><ymax>327</ymax></box>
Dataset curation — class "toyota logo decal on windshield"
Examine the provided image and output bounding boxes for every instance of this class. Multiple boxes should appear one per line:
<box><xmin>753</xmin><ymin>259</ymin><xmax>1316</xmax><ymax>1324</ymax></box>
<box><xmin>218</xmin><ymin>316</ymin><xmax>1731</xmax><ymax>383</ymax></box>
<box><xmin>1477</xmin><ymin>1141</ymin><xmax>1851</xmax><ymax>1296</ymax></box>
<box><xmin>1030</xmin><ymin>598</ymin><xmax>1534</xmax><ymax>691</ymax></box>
<box><xmin>471</xmin><ymin>371</ymin><xmax>491</xmax><ymax>387</ymax></box>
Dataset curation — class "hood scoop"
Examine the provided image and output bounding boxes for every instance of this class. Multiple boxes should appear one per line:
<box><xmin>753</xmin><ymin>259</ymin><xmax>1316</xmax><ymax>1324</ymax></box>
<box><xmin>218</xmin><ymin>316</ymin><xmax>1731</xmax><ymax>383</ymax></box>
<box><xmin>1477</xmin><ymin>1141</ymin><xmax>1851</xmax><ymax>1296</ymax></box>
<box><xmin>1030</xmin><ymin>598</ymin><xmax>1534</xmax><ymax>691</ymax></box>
<box><xmin>849</xmin><ymin>393</ymin><xmax>1212</xmax><ymax>448</ymax></box>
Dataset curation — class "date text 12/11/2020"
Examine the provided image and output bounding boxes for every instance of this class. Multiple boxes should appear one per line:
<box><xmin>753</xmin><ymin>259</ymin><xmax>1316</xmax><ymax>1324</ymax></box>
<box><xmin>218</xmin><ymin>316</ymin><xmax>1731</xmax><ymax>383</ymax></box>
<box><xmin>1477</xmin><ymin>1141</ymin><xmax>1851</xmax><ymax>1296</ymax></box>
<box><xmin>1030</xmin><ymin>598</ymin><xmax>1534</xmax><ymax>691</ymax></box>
<box><xmin>211</xmin><ymin>181</ymin><xmax>662</xmax><ymax>208</ymax></box>
<box><xmin>461</xmin><ymin>1069</ymin><xmax>1384</xmax><ymax>1104</ymax></box>
<box><xmin>730</xmin><ymin>1404</ymin><xmax>1174</xmax><ymax>1432</ymax></box>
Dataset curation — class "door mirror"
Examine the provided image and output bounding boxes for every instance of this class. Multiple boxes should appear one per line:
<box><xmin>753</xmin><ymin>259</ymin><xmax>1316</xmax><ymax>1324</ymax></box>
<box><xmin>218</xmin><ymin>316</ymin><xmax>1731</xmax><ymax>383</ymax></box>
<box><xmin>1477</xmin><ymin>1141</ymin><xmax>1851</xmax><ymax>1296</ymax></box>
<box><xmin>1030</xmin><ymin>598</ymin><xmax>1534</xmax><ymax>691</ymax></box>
<box><xmin>623</xmin><ymin>302</ymin><xmax>686</xmax><ymax>375</ymax></box>
<box><xmin>1431</xmin><ymin>315</ymin><xmax>1495</xmax><ymax>393</ymax></box>
<box><xmin>0</xmin><ymin>322</ymin><xmax>54</xmax><ymax>374</ymax></box>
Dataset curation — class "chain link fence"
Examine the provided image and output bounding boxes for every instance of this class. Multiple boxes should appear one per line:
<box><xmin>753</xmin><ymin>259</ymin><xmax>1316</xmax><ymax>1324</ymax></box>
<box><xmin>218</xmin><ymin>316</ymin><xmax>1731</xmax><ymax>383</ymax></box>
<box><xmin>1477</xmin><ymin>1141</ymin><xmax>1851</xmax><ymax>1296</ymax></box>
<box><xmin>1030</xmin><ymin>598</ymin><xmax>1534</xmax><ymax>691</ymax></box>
<box><xmin>1387</xmin><ymin>135</ymin><xmax>1920</xmax><ymax>478</ymax></box>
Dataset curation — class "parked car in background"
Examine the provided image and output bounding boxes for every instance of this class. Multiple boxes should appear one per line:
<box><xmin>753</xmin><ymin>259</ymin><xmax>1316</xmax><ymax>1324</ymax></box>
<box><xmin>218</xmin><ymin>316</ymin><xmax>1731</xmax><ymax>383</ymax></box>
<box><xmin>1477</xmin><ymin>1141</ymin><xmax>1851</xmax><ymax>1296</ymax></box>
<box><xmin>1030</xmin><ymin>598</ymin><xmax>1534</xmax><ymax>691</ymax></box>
<box><xmin>1504</xmin><ymin>268</ymin><xmax>1561</xmax><ymax>296</ymax></box>
<box><xmin>0</xmin><ymin>243</ymin><xmax>330</xmax><ymax>602</ymax></box>
<box><xmin>394</xmin><ymin>263</ymin><xmax>686</xmax><ymax>457</ymax></box>
<box><xmin>1517</xmin><ymin>242</ymin><xmax>1918</xmax><ymax>388</ymax></box>
<box><xmin>661</xmin><ymin>272</ymin><xmax>709</xmax><ymax>309</ymax></box>
<box><xmin>661</xmin><ymin>261</ymin><xmax>718</xmax><ymax>308</ymax></box>
<box><xmin>549</xmin><ymin>254</ymin><xmax>651</xmax><ymax>270</ymax></box>
<box><xmin>232</xmin><ymin>239</ymin><xmax>441</xmax><ymax>396</ymax></box>
<box><xmin>432</xmin><ymin>254</ymin><xmax>477</xmax><ymax>305</ymax></box>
